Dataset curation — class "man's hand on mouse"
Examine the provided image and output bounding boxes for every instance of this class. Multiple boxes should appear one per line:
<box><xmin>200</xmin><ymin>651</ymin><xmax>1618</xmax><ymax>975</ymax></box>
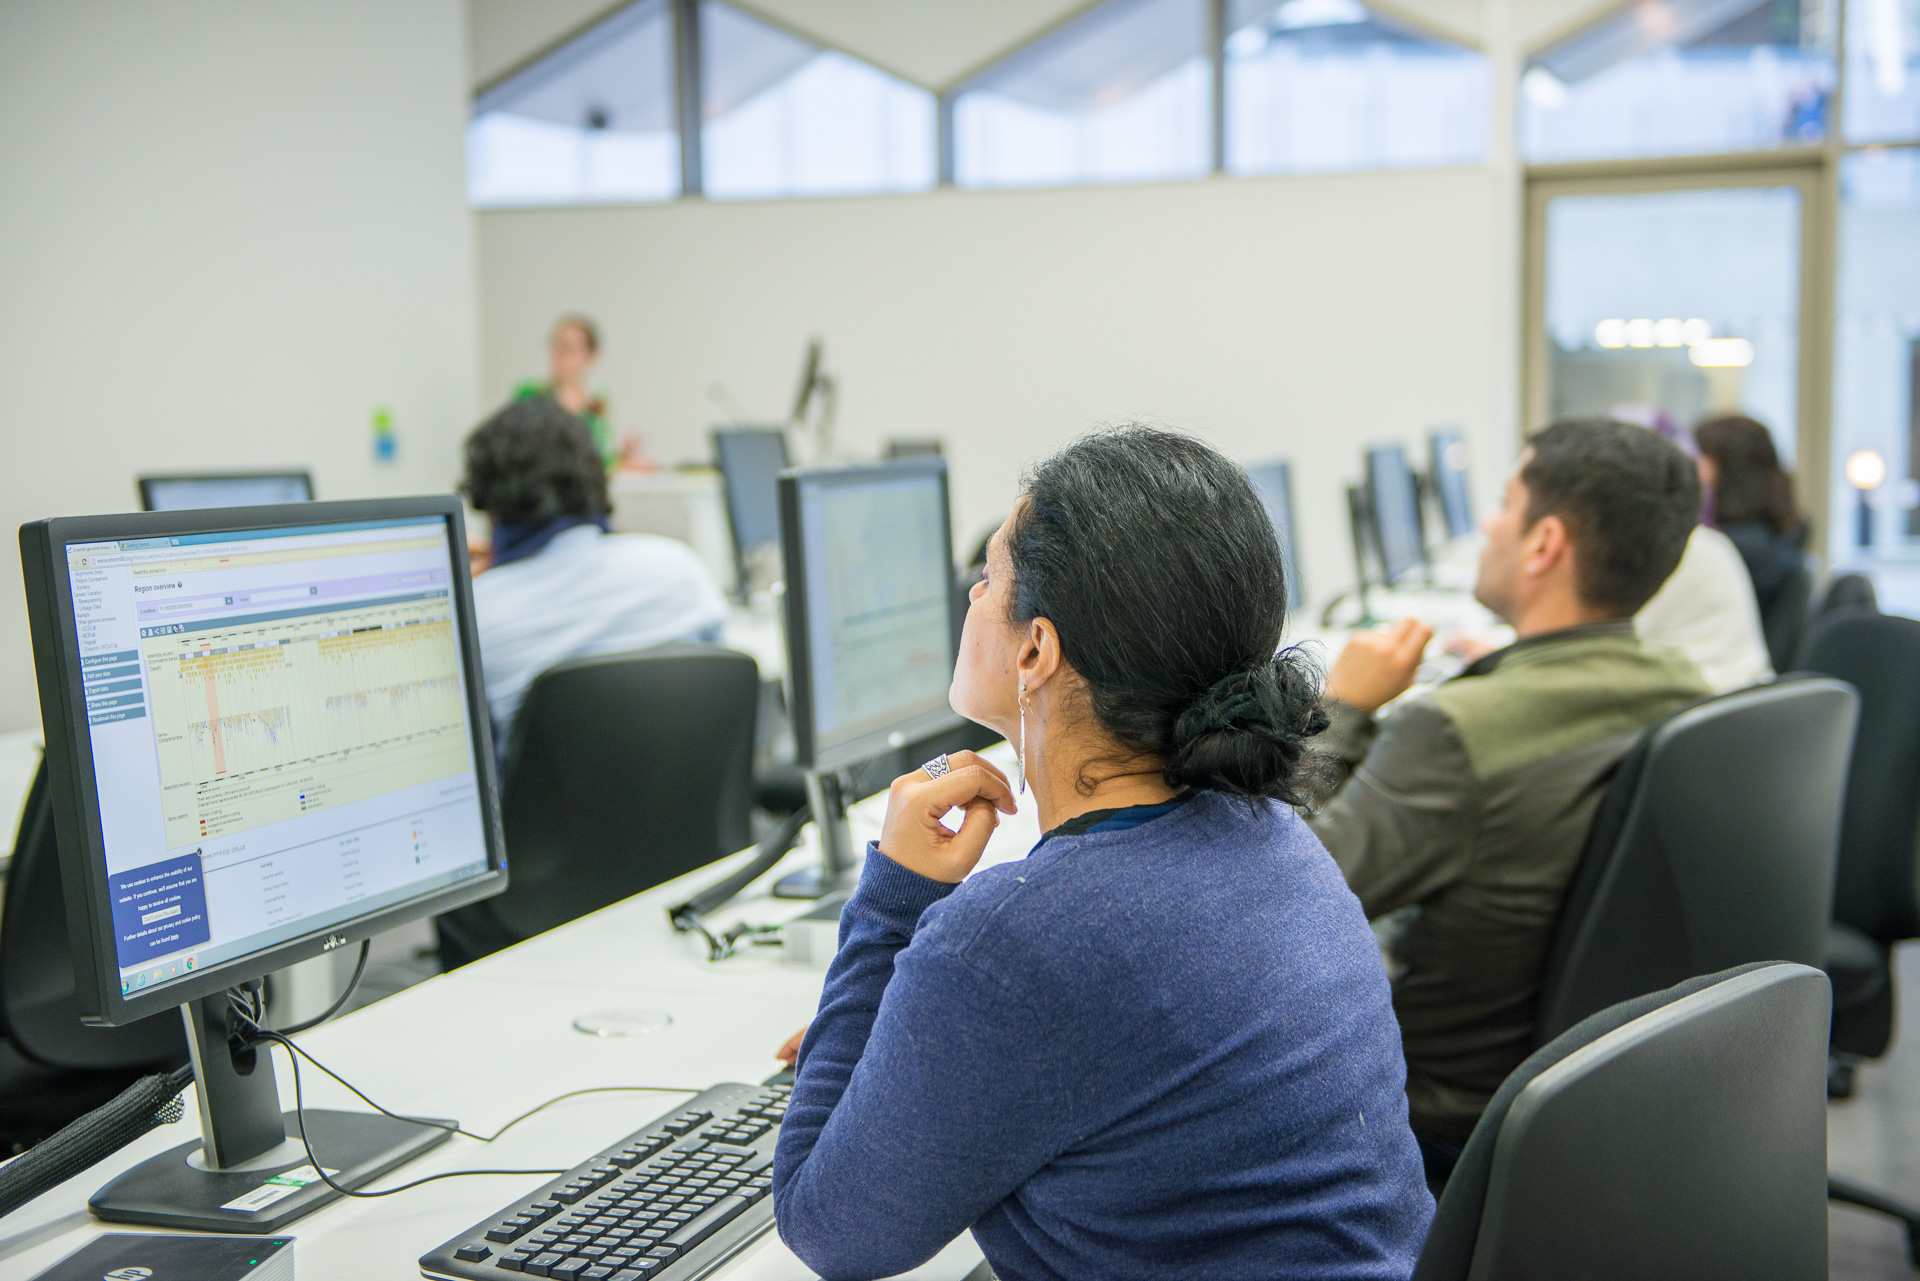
<box><xmin>1324</xmin><ymin>618</ymin><xmax>1435</xmax><ymax>714</ymax></box>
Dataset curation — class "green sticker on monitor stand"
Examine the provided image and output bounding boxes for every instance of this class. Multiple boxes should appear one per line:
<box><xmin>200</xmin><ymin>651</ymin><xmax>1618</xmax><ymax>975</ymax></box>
<box><xmin>218</xmin><ymin>1165</ymin><xmax>337</xmax><ymax>1213</ymax></box>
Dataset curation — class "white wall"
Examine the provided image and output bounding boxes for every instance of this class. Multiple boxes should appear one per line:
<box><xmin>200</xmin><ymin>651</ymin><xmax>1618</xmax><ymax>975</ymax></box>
<box><xmin>0</xmin><ymin>1</ymin><xmax>480</xmax><ymax>735</ymax></box>
<box><xmin>476</xmin><ymin>166</ymin><xmax>1516</xmax><ymax>605</ymax></box>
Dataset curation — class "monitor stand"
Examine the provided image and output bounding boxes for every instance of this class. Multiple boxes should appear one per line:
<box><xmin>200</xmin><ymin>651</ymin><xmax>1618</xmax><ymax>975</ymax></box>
<box><xmin>773</xmin><ymin>769</ymin><xmax>857</xmax><ymax>899</ymax></box>
<box><xmin>89</xmin><ymin>992</ymin><xmax>451</xmax><ymax>1233</ymax></box>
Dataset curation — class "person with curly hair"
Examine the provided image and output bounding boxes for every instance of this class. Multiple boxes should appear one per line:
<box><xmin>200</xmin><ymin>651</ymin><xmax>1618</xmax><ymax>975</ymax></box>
<box><xmin>461</xmin><ymin>394</ymin><xmax>725</xmax><ymax>754</ymax></box>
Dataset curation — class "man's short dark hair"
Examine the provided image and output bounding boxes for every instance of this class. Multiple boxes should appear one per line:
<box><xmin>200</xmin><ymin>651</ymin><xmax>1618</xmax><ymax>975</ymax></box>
<box><xmin>461</xmin><ymin>395</ymin><xmax>609</xmax><ymax>525</ymax></box>
<box><xmin>1521</xmin><ymin>418</ymin><xmax>1700</xmax><ymax>617</ymax></box>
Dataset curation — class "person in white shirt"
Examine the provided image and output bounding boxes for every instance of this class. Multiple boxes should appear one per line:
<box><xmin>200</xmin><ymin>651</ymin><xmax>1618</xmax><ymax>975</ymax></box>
<box><xmin>462</xmin><ymin>395</ymin><xmax>728</xmax><ymax>754</ymax></box>
<box><xmin>1634</xmin><ymin>523</ymin><xmax>1774</xmax><ymax>692</ymax></box>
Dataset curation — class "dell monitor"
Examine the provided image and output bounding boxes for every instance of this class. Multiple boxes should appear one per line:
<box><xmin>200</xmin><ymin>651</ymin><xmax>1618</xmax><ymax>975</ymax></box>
<box><xmin>20</xmin><ymin>496</ymin><xmax>505</xmax><ymax>1232</ymax></box>
<box><xmin>1245</xmin><ymin>460</ymin><xmax>1305</xmax><ymax>610</ymax></box>
<box><xmin>712</xmin><ymin>427</ymin><xmax>790</xmax><ymax>598</ymax></box>
<box><xmin>1429</xmin><ymin>428</ymin><xmax>1474</xmax><ymax>540</ymax></box>
<box><xmin>777</xmin><ymin>458</ymin><xmax>961</xmax><ymax>896</ymax></box>
<box><xmin>138</xmin><ymin>472</ymin><xmax>315</xmax><ymax>512</ymax></box>
<box><xmin>1366</xmin><ymin>444</ymin><xmax>1427</xmax><ymax>587</ymax></box>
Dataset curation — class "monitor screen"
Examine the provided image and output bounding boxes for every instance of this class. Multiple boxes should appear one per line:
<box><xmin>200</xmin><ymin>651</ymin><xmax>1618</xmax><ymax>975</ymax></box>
<box><xmin>1430</xmin><ymin>429</ymin><xmax>1474</xmax><ymax>540</ymax></box>
<box><xmin>139</xmin><ymin>473</ymin><xmax>314</xmax><ymax>512</ymax></box>
<box><xmin>49</xmin><ymin>512</ymin><xmax>495</xmax><ymax>1006</ymax></box>
<box><xmin>781</xmin><ymin>461</ymin><xmax>959</xmax><ymax>771</ymax></box>
<box><xmin>1367</xmin><ymin>445</ymin><xmax>1425</xmax><ymax>584</ymax></box>
<box><xmin>1245</xmin><ymin>460</ymin><xmax>1305</xmax><ymax>609</ymax></box>
<box><xmin>713</xmin><ymin>428</ymin><xmax>791</xmax><ymax>587</ymax></box>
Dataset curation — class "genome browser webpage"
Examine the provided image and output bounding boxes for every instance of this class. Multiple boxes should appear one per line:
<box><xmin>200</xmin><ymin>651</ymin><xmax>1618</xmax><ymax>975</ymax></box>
<box><xmin>65</xmin><ymin>518</ymin><xmax>490</xmax><ymax>996</ymax></box>
<box><xmin>800</xmin><ymin>472</ymin><xmax>954</xmax><ymax>751</ymax></box>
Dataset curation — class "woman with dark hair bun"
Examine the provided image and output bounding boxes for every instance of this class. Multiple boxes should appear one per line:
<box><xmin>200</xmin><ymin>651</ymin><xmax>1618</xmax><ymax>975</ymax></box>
<box><xmin>773</xmin><ymin>426</ymin><xmax>1433</xmax><ymax>1280</ymax></box>
<box><xmin>1693</xmin><ymin>414</ymin><xmax>1807</xmax><ymax>621</ymax></box>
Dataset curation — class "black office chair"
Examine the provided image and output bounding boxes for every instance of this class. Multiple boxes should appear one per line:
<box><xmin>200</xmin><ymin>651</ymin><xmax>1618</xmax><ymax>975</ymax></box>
<box><xmin>1795</xmin><ymin>611</ymin><xmax>1920</xmax><ymax>1257</ymax></box>
<box><xmin>1534</xmin><ymin>677</ymin><xmax>1855</xmax><ymax>1044</ymax></box>
<box><xmin>0</xmin><ymin>762</ymin><xmax>188</xmax><ymax>1152</ymax></box>
<box><xmin>1813</xmin><ymin>570</ymin><xmax>1878</xmax><ymax>620</ymax></box>
<box><xmin>436</xmin><ymin>644</ymin><xmax>759</xmax><ymax>969</ymax></box>
<box><xmin>1414</xmin><ymin>962</ymin><xmax>1830</xmax><ymax>1281</ymax></box>
<box><xmin>1761</xmin><ymin>561</ymin><xmax>1813</xmax><ymax>674</ymax></box>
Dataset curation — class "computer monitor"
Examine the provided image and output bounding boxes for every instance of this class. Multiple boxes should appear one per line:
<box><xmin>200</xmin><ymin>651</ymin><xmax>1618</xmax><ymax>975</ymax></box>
<box><xmin>20</xmin><ymin>496</ymin><xmax>505</xmax><ymax>1230</ymax></box>
<box><xmin>777</xmin><ymin>459</ymin><xmax>960</xmax><ymax>895</ymax></box>
<box><xmin>1244</xmin><ymin>460</ymin><xmax>1305</xmax><ymax>610</ymax></box>
<box><xmin>1429</xmin><ymin>428</ymin><xmax>1474</xmax><ymax>540</ymax></box>
<box><xmin>1366</xmin><ymin>444</ymin><xmax>1427</xmax><ymax>586</ymax></box>
<box><xmin>137</xmin><ymin>472</ymin><xmax>315</xmax><ymax>512</ymax></box>
<box><xmin>712</xmin><ymin>427</ymin><xmax>790</xmax><ymax>597</ymax></box>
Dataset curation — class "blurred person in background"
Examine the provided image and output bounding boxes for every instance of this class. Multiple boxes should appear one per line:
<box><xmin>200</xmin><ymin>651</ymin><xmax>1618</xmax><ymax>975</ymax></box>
<box><xmin>515</xmin><ymin>314</ymin><xmax>618</xmax><ymax>472</ymax></box>
<box><xmin>461</xmin><ymin>395</ymin><xmax>726</xmax><ymax>754</ymax></box>
<box><xmin>1694</xmin><ymin>414</ymin><xmax>1808</xmax><ymax>622</ymax></box>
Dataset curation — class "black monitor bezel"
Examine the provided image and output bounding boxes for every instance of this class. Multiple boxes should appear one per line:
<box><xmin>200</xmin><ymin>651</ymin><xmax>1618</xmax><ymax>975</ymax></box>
<box><xmin>1429</xmin><ymin>428</ymin><xmax>1474</xmax><ymax>540</ymax></box>
<box><xmin>711</xmin><ymin>427</ymin><xmax>791</xmax><ymax>596</ymax></box>
<box><xmin>778</xmin><ymin>458</ymin><xmax>963</xmax><ymax>773</ymax></box>
<box><xmin>136</xmin><ymin>471</ymin><xmax>316</xmax><ymax>512</ymax></box>
<box><xmin>20</xmin><ymin>496</ymin><xmax>507</xmax><ymax>1027</ymax></box>
<box><xmin>1365</xmin><ymin>444</ymin><xmax>1426</xmax><ymax>586</ymax></box>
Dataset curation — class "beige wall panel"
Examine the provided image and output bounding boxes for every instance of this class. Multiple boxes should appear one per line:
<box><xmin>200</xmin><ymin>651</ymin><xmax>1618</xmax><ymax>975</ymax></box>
<box><xmin>477</xmin><ymin>170</ymin><xmax>1511</xmax><ymax>611</ymax></box>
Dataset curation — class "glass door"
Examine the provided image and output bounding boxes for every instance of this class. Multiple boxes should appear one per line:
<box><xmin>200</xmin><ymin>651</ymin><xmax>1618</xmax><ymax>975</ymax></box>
<box><xmin>1525</xmin><ymin>164</ymin><xmax>1829</xmax><ymax>543</ymax></box>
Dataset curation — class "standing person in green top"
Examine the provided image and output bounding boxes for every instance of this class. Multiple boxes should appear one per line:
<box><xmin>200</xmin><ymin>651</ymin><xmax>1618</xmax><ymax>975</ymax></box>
<box><xmin>515</xmin><ymin>314</ymin><xmax>617</xmax><ymax>472</ymax></box>
<box><xmin>1304</xmin><ymin>417</ymin><xmax>1713</xmax><ymax>1189</ymax></box>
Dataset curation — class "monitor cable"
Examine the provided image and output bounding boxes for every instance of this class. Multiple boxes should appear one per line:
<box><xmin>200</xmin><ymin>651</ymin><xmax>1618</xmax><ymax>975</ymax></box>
<box><xmin>668</xmin><ymin>804</ymin><xmax>810</xmax><ymax>961</ymax></box>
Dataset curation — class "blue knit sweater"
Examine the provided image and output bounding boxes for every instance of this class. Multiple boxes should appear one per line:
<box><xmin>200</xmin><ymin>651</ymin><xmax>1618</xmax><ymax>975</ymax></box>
<box><xmin>772</xmin><ymin>790</ymin><xmax>1434</xmax><ymax>1280</ymax></box>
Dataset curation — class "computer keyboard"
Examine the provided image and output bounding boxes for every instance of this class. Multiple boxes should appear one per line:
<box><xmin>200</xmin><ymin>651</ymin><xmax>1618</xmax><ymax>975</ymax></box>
<box><xmin>419</xmin><ymin>1082</ymin><xmax>789</xmax><ymax>1281</ymax></box>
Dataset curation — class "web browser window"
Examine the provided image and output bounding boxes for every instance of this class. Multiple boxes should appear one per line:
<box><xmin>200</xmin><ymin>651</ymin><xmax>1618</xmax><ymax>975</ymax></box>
<box><xmin>64</xmin><ymin>518</ymin><xmax>489</xmax><ymax>996</ymax></box>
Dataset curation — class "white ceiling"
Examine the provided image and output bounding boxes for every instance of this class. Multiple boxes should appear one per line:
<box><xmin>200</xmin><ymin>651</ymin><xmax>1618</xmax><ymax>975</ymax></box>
<box><xmin>467</xmin><ymin>0</ymin><xmax>1647</xmax><ymax>95</ymax></box>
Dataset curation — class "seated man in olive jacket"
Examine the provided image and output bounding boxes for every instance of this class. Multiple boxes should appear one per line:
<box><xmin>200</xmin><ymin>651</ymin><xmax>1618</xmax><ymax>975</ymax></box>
<box><xmin>1306</xmin><ymin>418</ymin><xmax>1712</xmax><ymax>1181</ymax></box>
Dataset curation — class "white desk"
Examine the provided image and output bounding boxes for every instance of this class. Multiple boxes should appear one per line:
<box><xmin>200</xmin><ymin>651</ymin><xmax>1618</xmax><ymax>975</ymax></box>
<box><xmin>0</xmin><ymin>746</ymin><xmax>1043</xmax><ymax>1281</ymax></box>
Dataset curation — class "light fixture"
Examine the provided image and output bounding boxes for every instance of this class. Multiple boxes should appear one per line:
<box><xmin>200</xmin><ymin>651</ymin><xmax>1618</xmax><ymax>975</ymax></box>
<box><xmin>1848</xmin><ymin>447</ymin><xmax>1887</xmax><ymax>548</ymax></box>
<box><xmin>1625</xmin><ymin>318</ymin><xmax>1655</xmax><ymax>347</ymax></box>
<box><xmin>1274</xmin><ymin>0</ymin><xmax>1367</xmax><ymax>29</ymax></box>
<box><xmin>1868</xmin><ymin>0</ymin><xmax>1908</xmax><ymax>96</ymax></box>
<box><xmin>1594</xmin><ymin>318</ymin><xmax>1627</xmax><ymax>348</ymax></box>
<box><xmin>1847</xmin><ymin>447</ymin><xmax>1887</xmax><ymax>491</ymax></box>
<box><xmin>1522</xmin><ymin>66</ymin><xmax>1569</xmax><ymax>108</ymax></box>
<box><xmin>1688</xmin><ymin>337</ymin><xmax>1754</xmax><ymax>367</ymax></box>
<box><xmin>1681</xmin><ymin>317</ymin><xmax>1713</xmax><ymax>343</ymax></box>
<box><xmin>1654</xmin><ymin>318</ymin><xmax>1684</xmax><ymax>347</ymax></box>
<box><xmin>1226</xmin><ymin>25</ymin><xmax>1270</xmax><ymax>57</ymax></box>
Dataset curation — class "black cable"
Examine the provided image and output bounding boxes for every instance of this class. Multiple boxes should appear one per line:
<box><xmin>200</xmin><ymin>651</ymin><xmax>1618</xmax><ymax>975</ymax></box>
<box><xmin>273</xmin><ymin>939</ymin><xmax>371</xmax><ymax>1036</ymax></box>
<box><xmin>669</xmin><ymin>805</ymin><xmax>811</xmax><ymax>960</ymax></box>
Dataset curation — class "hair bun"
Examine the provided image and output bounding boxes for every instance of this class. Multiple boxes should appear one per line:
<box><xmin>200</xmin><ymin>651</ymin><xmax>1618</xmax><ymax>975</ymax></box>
<box><xmin>1167</xmin><ymin>649</ymin><xmax>1330</xmax><ymax>800</ymax></box>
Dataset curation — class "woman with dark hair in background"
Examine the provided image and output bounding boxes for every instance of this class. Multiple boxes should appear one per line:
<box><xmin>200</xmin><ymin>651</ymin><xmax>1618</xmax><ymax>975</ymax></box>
<box><xmin>515</xmin><ymin>314</ymin><xmax>618</xmax><ymax>472</ymax></box>
<box><xmin>1695</xmin><ymin>414</ymin><xmax>1807</xmax><ymax>621</ymax></box>
<box><xmin>772</xmin><ymin>426</ymin><xmax>1433</xmax><ymax>1280</ymax></box>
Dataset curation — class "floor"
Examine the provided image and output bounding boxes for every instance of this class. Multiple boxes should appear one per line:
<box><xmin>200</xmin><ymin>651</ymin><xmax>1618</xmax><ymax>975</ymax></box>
<box><xmin>1829</xmin><ymin>941</ymin><xmax>1920</xmax><ymax>1277</ymax></box>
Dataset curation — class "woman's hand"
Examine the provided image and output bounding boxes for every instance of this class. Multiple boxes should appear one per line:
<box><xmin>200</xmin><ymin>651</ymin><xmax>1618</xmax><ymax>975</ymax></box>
<box><xmin>776</xmin><ymin>1026</ymin><xmax>806</xmax><ymax>1067</ymax></box>
<box><xmin>877</xmin><ymin>750</ymin><xmax>1018</xmax><ymax>884</ymax></box>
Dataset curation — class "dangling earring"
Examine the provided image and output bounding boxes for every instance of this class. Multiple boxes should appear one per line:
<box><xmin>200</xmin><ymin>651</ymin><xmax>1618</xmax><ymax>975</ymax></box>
<box><xmin>1016</xmin><ymin>681</ymin><xmax>1029</xmax><ymax>795</ymax></box>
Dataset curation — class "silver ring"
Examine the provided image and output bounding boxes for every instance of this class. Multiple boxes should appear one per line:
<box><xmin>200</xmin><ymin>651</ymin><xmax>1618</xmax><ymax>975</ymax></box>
<box><xmin>921</xmin><ymin>754</ymin><xmax>951</xmax><ymax>780</ymax></box>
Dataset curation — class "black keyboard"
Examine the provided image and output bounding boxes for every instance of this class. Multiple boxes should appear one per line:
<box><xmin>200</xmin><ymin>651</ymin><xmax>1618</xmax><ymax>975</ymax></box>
<box><xmin>419</xmin><ymin>1082</ymin><xmax>789</xmax><ymax>1281</ymax></box>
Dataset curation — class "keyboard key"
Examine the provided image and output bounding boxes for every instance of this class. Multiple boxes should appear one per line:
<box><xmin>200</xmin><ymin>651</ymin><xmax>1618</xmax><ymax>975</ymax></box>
<box><xmin>455</xmin><ymin>1243</ymin><xmax>493</xmax><ymax>1262</ymax></box>
<box><xmin>584</xmin><ymin>1270</ymin><xmax>616</xmax><ymax>1281</ymax></box>
<box><xmin>497</xmin><ymin>1251</ymin><xmax>538</xmax><ymax>1272</ymax></box>
<box><xmin>548</xmin><ymin>1260</ymin><xmax>590</xmax><ymax>1280</ymax></box>
<box><xmin>524</xmin><ymin>1253</ymin><xmax>564</xmax><ymax>1277</ymax></box>
<box><xmin>487</xmin><ymin>1223</ymin><xmax>530</xmax><ymax>1243</ymax></box>
<box><xmin>663</xmin><ymin>1196</ymin><xmax>751</xmax><ymax>1251</ymax></box>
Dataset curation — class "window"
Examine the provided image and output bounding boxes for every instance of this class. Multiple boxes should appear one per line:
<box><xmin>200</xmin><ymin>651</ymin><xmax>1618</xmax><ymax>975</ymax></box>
<box><xmin>468</xmin><ymin>0</ymin><xmax>679</xmax><ymax>208</ymax></box>
<box><xmin>1225</xmin><ymin>0</ymin><xmax>1490</xmax><ymax>174</ymax></box>
<box><xmin>952</xmin><ymin>0</ymin><xmax>1211</xmax><ymax>189</ymax></box>
<box><xmin>701</xmin><ymin>3</ymin><xmax>936</xmax><ymax>199</ymax></box>
<box><xmin>1833</xmin><ymin>147</ymin><xmax>1920</xmax><ymax>553</ymax></box>
<box><xmin>1846</xmin><ymin>0</ymin><xmax>1920</xmax><ymax>143</ymax></box>
<box><xmin>1520</xmin><ymin>0</ymin><xmax>1836</xmax><ymax>164</ymax></box>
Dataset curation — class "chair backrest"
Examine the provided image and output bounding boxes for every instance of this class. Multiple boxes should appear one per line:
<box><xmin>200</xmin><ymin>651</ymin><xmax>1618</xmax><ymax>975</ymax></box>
<box><xmin>1534</xmin><ymin>677</ymin><xmax>1856</xmax><ymax>1043</ymax></box>
<box><xmin>1761</xmin><ymin>561</ymin><xmax>1813</xmax><ymax>673</ymax></box>
<box><xmin>1797</xmin><ymin>609</ymin><xmax>1920</xmax><ymax>944</ymax></box>
<box><xmin>461</xmin><ymin>644</ymin><xmax>758</xmax><ymax>944</ymax></box>
<box><xmin>1414</xmin><ymin>962</ymin><xmax>1830</xmax><ymax>1281</ymax></box>
<box><xmin>1815</xmin><ymin>571</ymin><xmax>1878</xmax><ymax>619</ymax></box>
<box><xmin>0</xmin><ymin>761</ymin><xmax>187</xmax><ymax>1070</ymax></box>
